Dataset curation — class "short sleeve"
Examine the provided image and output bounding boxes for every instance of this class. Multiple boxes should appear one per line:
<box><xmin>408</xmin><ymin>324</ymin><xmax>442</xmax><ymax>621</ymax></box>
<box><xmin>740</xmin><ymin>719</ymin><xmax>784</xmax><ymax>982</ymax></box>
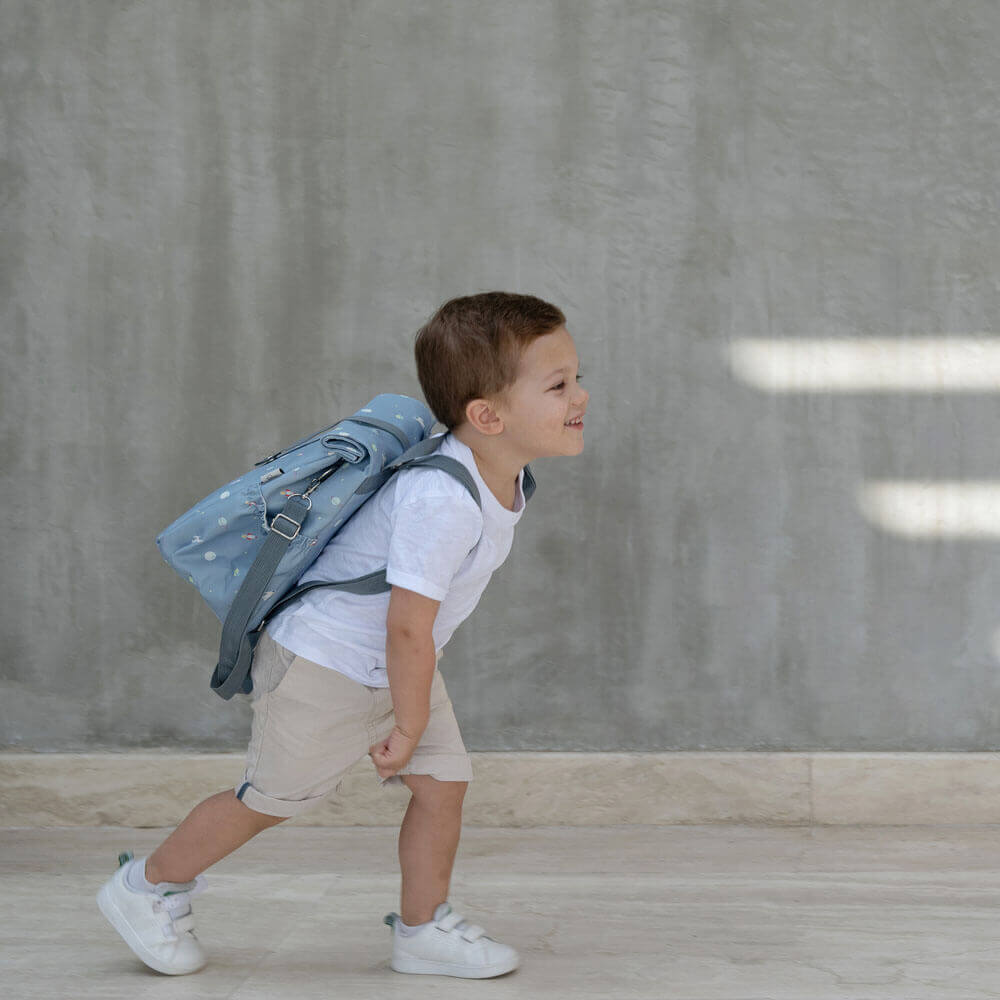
<box><xmin>385</xmin><ymin>495</ymin><xmax>483</xmax><ymax>601</ymax></box>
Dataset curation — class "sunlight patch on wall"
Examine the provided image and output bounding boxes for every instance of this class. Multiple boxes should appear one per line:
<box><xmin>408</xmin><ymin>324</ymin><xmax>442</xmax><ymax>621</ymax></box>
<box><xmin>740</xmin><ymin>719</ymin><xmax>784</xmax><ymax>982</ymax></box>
<box><xmin>727</xmin><ymin>338</ymin><xmax>1000</xmax><ymax>392</ymax></box>
<box><xmin>857</xmin><ymin>482</ymin><xmax>1000</xmax><ymax>538</ymax></box>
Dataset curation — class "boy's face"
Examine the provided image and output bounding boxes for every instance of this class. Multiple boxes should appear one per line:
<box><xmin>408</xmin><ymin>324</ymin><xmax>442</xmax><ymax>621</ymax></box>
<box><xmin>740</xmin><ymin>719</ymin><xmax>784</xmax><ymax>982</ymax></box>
<box><xmin>483</xmin><ymin>325</ymin><xmax>589</xmax><ymax>460</ymax></box>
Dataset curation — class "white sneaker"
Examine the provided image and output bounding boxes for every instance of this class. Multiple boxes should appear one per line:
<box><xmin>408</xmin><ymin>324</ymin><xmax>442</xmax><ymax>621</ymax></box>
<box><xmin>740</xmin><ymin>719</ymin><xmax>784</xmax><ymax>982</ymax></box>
<box><xmin>96</xmin><ymin>852</ymin><xmax>208</xmax><ymax>975</ymax></box>
<box><xmin>384</xmin><ymin>902</ymin><xmax>520</xmax><ymax>978</ymax></box>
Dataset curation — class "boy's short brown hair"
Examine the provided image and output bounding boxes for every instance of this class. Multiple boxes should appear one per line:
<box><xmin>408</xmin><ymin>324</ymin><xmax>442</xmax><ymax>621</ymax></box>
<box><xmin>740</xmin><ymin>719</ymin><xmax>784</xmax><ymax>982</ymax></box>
<box><xmin>414</xmin><ymin>291</ymin><xmax>566</xmax><ymax>430</ymax></box>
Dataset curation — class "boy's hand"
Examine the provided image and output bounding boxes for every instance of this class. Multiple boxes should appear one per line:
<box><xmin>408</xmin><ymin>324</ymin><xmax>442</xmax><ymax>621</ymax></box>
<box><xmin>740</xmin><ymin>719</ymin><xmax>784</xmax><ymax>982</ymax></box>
<box><xmin>369</xmin><ymin>725</ymin><xmax>421</xmax><ymax>779</ymax></box>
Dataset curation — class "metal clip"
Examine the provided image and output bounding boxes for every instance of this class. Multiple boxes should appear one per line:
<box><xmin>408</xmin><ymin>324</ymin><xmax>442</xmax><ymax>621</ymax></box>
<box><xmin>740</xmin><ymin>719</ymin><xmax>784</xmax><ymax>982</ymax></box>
<box><xmin>303</xmin><ymin>461</ymin><xmax>342</xmax><ymax>499</ymax></box>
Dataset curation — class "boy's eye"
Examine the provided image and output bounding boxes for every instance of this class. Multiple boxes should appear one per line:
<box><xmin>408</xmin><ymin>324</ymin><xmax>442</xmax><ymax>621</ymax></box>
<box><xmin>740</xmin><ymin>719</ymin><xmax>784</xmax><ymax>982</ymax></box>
<box><xmin>551</xmin><ymin>374</ymin><xmax>584</xmax><ymax>391</ymax></box>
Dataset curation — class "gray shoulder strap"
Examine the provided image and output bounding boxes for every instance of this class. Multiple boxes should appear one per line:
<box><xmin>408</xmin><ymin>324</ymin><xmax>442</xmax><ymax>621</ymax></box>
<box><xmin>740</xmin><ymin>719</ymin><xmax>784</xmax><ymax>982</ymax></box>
<box><xmin>357</xmin><ymin>435</ymin><xmax>480</xmax><ymax>506</ymax></box>
<box><xmin>215</xmin><ymin>436</ymin><xmax>536</xmax><ymax>700</ymax></box>
<box><xmin>257</xmin><ymin>445</ymin><xmax>486</xmax><ymax>636</ymax></box>
<box><xmin>359</xmin><ymin>434</ymin><xmax>536</xmax><ymax>504</ymax></box>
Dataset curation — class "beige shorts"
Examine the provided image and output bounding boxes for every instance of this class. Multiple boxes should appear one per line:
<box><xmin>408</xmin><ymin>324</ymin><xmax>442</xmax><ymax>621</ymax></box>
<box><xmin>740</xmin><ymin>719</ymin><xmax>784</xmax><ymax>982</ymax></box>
<box><xmin>234</xmin><ymin>629</ymin><xmax>474</xmax><ymax>817</ymax></box>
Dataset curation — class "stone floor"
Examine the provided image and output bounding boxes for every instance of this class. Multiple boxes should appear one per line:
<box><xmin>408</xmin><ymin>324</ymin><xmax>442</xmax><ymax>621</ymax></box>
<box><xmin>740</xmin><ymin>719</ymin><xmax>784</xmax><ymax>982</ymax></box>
<box><xmin>2</xmin><ymin>823</ymin><xmax>1000</xmax><ymax>999</ymax></box>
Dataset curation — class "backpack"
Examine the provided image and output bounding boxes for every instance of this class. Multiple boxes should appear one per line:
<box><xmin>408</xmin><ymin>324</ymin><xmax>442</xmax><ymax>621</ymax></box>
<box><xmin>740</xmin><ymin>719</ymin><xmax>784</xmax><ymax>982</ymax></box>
<box><xmin>155</xmin><ymin>393</ymin><xmax>537</xmax><ymax>700</ymax></box>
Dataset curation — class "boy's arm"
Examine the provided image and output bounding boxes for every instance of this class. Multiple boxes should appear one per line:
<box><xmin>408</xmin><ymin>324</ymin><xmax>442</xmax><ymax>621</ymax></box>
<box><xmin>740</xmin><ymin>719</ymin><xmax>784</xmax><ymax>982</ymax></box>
<box><xmin>385</xmin><ymin>584</ymin><xmax>441</xmax><ymax>738</ymax></box>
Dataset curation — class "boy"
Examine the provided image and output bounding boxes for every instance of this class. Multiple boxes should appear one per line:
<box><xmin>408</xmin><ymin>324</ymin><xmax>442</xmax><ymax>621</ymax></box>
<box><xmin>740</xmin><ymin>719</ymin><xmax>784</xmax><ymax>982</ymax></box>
<box><xmin>96</xmin><ymin>291</ymin><xmax>589</xmax><ymax>979</ymax></box>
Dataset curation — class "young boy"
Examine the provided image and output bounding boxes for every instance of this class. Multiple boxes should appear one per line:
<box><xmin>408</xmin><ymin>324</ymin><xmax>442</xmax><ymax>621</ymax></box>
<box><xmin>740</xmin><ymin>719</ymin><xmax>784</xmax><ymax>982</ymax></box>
<box><xmin>96</xmin><ymin>291</ymin><xmax>589</xmax><ymax>979</ymax></box>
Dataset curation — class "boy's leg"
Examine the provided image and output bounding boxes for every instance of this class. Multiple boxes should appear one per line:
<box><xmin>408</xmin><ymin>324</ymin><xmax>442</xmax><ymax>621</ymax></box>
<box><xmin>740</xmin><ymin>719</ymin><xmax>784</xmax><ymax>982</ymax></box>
<box><xmin>389</xmin><ymin>772</ymin><xmax>519</xmax><ymax>978</ymax></box>
<box><xmin>379</xmin><ymin>675</ymin><xmax>519</xmax><ymax>978</ymax></box>
<box><xmin>145</xmin><ymin>789</ymin><xmax>287</xmax><ymax>884</ymax></box>
<box><xmin>397</xmin><ymin>774</ymin><xmax>467</xmax><ymax>925</ymax></box>
<box><xmin>96</xmin><ymin>789</ymin><xmax>288</xmax><ymax>976</ymax></box>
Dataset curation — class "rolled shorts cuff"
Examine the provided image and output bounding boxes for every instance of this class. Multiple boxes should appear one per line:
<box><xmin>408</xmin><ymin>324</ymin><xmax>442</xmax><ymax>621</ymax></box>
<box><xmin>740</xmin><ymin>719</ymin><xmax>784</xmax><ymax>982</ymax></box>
<box><xmin>234</xmin><ymin>780</ymin><xmax>332</xmax><ymax>818</ymax></box>
<box><xmin>378</xmin><ymin>752</ymin><xmax>475</xmax><ymax>789</ymax></box>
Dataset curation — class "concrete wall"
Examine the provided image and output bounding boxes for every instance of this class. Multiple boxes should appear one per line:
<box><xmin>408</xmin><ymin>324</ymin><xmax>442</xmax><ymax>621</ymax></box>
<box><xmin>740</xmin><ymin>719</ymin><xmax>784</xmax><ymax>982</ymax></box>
<box><xmin>4</xmin><ymin>1</ymin><xmax>1000</xmax><ymax>751</ymax></box>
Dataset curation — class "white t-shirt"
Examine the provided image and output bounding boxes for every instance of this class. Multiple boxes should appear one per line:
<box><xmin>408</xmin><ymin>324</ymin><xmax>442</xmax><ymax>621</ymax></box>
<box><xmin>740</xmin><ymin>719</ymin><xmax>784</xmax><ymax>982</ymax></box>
<box><xmin>265</xmin><ymin>431</ymin><xmax>526</xmax><ymax>686</ymax></box>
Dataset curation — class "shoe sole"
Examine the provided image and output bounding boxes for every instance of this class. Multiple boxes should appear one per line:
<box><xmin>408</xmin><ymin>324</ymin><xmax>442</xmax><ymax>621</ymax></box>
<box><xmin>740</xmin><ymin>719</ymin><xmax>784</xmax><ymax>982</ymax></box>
<box><xmin>390</xmin><ymin>953</ymin><xmax>520</xmax><ymax>978</ymax></box>
<box><xmin>96</xmin><ymin>882</ymin><xmax>206</xmax><ymax>976</ymax></box>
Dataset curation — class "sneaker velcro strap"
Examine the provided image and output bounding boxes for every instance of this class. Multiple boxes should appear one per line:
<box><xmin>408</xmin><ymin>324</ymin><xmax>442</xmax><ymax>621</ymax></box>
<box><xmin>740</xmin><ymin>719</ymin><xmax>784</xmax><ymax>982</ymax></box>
<box><xmin>435</xmin><ymin>910</ymin><xmax>486</xmax><ymax>942</ymax></box>
<box><xmin>435</xmin><ymin>911</ymin><xmax>465</xmax><ymax>932</ymax></box>
<box><xmin>171</xmin><ymin>913</ymin><xmax>196</xmax><ymax>935</ymax></box>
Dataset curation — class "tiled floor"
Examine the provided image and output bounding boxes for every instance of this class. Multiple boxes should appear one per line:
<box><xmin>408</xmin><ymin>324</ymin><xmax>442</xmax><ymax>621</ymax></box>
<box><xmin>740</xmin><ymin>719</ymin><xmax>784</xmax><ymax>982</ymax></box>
<box><xmin>3</xmin><ymin>823</ymin><xmax>1000</xmax><ymax>999</ymax></box>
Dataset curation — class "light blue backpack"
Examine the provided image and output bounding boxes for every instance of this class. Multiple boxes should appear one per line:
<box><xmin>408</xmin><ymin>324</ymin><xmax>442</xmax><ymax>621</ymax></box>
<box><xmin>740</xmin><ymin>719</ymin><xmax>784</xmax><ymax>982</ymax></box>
<box><xmin>155</xmin><ymin>393</ymin><xmax>536</xmax><ymax>699</ymax></box>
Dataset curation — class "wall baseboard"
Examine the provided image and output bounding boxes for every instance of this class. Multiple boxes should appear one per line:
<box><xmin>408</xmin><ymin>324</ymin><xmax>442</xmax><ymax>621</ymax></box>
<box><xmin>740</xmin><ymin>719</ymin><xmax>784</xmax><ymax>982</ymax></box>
<box><xmin>3</xmin><ymin>751</ymin><xmax>1000</xmax><ymax>827</ymax></box>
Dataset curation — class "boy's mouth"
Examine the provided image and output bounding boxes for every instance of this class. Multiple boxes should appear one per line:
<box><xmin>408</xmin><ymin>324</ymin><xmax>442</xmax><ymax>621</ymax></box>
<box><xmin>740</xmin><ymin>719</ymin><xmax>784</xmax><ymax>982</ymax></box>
<box><xmin>564</xmin><ymin>415</ymin><xmax>584</xmax><ymax>429</ymax></box>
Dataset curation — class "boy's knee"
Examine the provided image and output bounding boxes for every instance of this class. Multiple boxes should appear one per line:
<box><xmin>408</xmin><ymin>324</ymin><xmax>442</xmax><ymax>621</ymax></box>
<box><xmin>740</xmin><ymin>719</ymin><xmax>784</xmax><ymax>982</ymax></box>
<box><xmin>404</xmin><ymin>774</ymin><xmax>468</xmax><ymax>806</ymax></box>
<box><xmin>235</xmin><ymin>793</ymin><xmax>292</xmax><ymax>827</ymax></box>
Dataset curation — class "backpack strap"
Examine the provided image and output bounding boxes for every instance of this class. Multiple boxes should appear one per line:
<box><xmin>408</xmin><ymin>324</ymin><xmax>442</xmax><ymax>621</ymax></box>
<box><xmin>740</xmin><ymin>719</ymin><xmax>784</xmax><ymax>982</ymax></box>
<box><xmin>258</xmin><ymin>453</ymin><xmax>486</xmax><ymax>620</ymax></box>
<box><xmin>360</xmin><ymin>433</ymin><xmax>536</xmax><ymax>503</ymax></box>
<box><xmin>262</xmin><ymin>448</ymin><xmax>538</xmax><ymax>623</ymax></box>
<box><xmin>211</xmin><ymin>434</ymin><xmax>536</xmax><ymax>700</ymax></box>
<box><xmin>211</xmin><ymin>493</ymin><xmax>315</xmax><ymax>699</ymax></box>
<box><xmin>345</xmin><ymin>414</ymin><xmax>411</xmax><ymax>451</ymax></box>
<box><xmin>357</xmin><ymin>434</ymin><xmax>480</xmax><ymax>501</ymax></box>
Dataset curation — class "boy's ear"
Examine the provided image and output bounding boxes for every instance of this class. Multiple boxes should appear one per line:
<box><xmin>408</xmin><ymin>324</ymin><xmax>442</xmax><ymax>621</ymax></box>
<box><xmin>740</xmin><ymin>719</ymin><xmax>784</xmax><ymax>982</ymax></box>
<box><xmin>464</xmin><ymin>398</ymin><xmax>505</xmax><ymax>436</ymax></box>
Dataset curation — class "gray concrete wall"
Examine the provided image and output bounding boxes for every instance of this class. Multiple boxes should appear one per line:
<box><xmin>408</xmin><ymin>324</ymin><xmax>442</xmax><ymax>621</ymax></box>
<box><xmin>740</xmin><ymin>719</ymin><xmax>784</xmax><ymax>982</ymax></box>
<box><xmin>4</xmin><ymin>1</ymin><xmax>1000</xmax><ymax>751</ymax></box>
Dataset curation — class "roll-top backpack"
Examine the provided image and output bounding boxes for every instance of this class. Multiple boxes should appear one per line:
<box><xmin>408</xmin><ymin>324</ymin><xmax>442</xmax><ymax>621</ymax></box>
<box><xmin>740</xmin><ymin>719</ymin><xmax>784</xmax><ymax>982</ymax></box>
<box><xmin>155</xmin><ymin>393</ymin><xmax>537</xmax><ymax>700</ymax></box>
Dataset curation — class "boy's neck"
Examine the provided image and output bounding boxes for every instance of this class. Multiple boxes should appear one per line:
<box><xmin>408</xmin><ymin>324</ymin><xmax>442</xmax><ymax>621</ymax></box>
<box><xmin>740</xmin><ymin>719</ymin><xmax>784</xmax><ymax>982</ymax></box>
<box><xmin>450</xmin><ymin>425</ymin><xmax>522</xmax><ymax>512</ymax></box>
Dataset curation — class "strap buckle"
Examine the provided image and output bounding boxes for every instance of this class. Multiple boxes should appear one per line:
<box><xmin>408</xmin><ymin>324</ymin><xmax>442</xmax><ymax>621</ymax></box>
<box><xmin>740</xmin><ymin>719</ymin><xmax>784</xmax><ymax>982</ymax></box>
<box><xmin>270</xmin><ymin>494</ymin><xmax>312</xmax><ymax>540</ymax></box>
<box><xmin>269</xmin><ymin>513</ymin><xmax>301</xmax><ymax>540</ymax></box>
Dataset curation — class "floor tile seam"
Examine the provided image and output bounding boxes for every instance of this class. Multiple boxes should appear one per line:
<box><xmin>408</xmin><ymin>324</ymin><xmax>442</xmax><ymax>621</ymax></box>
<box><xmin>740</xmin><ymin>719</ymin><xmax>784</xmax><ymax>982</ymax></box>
<box><xmin>808</xmin><ymin>753</ymin><xmax>815</xmax><ymax>824</ymax></box>
<box><xmin>9</xmin><ymin>872</ymin><xmax>1000</xmax><ymax>885</ymax></box>
<box><xmin>13</xmin><ymin>821</ymin><xmax>1000</xmax><ymax>831</ymax></box>
<box><xmin>193</xmin><ymin>872</ymin><xmax>1000</xmax><ymax>887</ymax></box>
<box><xmin>12</xmin><ymin>874</ymin><xmax>1000</xmax><ymax>888</ymax></box>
